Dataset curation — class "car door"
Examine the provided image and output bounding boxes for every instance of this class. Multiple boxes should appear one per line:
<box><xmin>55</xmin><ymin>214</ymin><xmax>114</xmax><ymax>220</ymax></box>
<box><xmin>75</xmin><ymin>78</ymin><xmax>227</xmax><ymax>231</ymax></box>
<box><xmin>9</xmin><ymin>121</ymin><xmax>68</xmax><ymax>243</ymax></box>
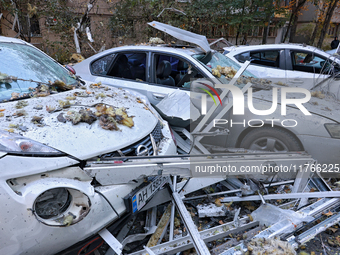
<box><xmin>285</xmin><ymin>49</ymin><xmax>331</xmax><ymax>89</ymax></box>
<box><xmin>234</xmin><ymin>49</ymin><xmax>286</xmax><ymax>81</ymax></box>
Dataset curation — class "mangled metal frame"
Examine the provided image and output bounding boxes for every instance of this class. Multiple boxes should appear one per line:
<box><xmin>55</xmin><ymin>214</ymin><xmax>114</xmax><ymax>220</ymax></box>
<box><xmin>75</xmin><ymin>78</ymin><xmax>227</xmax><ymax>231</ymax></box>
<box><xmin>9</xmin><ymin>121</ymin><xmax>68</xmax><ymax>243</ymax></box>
<box><xmin>80</xmin><ymin>150</ymin><xmax>340</xmax><ymax>255</ymax></box>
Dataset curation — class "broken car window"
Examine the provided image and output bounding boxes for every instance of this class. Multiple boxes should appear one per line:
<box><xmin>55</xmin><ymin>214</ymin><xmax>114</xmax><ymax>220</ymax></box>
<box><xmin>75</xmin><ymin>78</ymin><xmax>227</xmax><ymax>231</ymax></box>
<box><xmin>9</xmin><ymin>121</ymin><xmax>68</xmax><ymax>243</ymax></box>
<box><xmin>195</xmin><ymin>52</ymin><xmax>255</xmax><ymax>86</ymax></box>
<box><xmin>91</xmin><ymin>53</ymin><xmax>115</xmax><ymax>75</ymax></box>
<box><xmin>107</xmin><ymin>52</ymin><xmax>147</xmax><ymax>81</ymax></box>
<box><xmin>291</xmin><ymin>50</ymin><xmax>337</xmax><ymax>74</ymax></box>
<box><xmin>154</xmin><ymin>54</ymin><xmax>204</xmax><ymax>88</ymax></box>
<box><xmin>249</xmin><ymin>50</ymin><xmax>280</xmax><ymax>68</ymax></box>
<box><xmin>0</xmin><ymin>42</ymin><xmax>77</xmax><ymax>102</ymax></box>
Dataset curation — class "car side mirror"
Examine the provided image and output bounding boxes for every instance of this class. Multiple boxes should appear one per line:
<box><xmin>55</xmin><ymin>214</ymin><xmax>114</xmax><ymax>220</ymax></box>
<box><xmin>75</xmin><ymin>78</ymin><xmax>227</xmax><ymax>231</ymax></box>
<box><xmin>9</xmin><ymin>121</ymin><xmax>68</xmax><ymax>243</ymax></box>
<box><xmin>65</xmin><ymin>65</ymin><xmax>76</xmax><ymax>75</ymax></box>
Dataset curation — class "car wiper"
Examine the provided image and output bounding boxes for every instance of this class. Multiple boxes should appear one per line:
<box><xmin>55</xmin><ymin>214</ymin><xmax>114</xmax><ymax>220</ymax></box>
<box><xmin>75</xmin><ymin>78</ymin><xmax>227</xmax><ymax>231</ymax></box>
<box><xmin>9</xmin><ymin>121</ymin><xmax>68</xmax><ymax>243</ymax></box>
<box><xmin>0</xmin><ymin>93</ymin><xmax>32</xmax><ymax>103</ymax></box>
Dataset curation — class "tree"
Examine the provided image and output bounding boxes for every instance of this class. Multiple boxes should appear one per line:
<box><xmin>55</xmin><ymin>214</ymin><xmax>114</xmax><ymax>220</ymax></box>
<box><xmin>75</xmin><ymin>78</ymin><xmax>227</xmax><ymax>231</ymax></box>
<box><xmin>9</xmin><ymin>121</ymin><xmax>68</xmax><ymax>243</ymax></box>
<box><xmin>316</xmin><ymin>0</ymin><xmax>339</xmax><ymax>47</ymax></box>
<box><xmin>309</xmin><ymin>0</ymin><xmax>326</xmax><ymax>45</ymax></box>
<box><xmin>0</xmin><ymin>0</ymin><xmax>111</xmax><ymax>61</ymax></box>
<box><xmin>109</xmin><ymin>0</ymin><xmax>287</xmax><ymax>46</ymax></box>
<box><xmin>283</xmin><ymin>0</ymin><xmax>308</xmax><ymax>42</ymax></box>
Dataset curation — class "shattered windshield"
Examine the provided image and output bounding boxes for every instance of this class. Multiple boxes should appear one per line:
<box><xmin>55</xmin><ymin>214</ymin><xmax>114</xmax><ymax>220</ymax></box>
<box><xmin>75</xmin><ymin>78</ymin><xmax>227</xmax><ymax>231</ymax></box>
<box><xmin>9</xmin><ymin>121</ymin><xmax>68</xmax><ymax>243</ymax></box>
<box><xmin>194</xmin><ymin>52</ymin><xmax>255</xmax><ymax>84</ymax></box>
<box><xmin>0</xmin><ymin>42</ymin><xmax>78</xmax><ymax>102</ymax></box>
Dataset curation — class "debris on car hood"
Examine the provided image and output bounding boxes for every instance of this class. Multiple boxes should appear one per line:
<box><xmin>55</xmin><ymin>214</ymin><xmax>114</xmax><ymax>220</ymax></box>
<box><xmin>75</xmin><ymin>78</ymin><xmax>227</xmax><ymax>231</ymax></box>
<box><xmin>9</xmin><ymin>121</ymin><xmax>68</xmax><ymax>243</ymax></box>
<box><xmin>0</xmin><ymin>84</ymin><xmax>157</xmax><ymax>160</ymax></box>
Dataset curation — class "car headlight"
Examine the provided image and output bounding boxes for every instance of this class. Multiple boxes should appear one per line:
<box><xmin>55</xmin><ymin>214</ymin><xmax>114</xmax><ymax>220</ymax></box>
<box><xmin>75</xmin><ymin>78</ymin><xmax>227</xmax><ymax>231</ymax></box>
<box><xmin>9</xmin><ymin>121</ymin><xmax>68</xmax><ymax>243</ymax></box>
<box><xmin>325</xmin><ymin>123</ymin><xmax>340</xmax><ymax>139</ymax></box>
<box><xmin>33</xmin><ymin>187</ymin><xmax>91</xmax><ymax>226</ymax></box>
<box><xmin>0</xmin><ymin>130</ymin><xmax>64</xmax><ymax>155</ymax></box>
<box><xmin>35</xmin><ymin>188</ymin><xmax>71</xmax><ymax>219</ymax></box>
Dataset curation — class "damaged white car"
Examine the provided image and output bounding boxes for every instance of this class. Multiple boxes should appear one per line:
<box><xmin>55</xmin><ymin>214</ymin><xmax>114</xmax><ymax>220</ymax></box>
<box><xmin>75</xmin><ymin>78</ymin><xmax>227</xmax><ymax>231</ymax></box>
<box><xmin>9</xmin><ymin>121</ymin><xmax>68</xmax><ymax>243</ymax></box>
<box><xmin>74</xmin><ymin>22</ymin><xmax>340</xmax><ymax>165</ymax></box>
<box><xmin>0</xmin><ymin>36</ymin><xmax>176</xmax><ymax>254</ymax></box>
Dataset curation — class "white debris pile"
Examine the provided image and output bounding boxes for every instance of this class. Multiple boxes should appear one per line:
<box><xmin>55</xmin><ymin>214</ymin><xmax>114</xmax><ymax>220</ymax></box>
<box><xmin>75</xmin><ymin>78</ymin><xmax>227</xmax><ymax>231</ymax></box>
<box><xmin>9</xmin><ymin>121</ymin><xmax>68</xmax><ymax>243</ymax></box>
<box><xmin>149</xmin><ymin>37</ymin><xmax>165</xmax><ymax>44</ymax></box>
<box><xmin>196</xmin><ymin>204</ymin><xmax>227</xmax><ymax>218</ymax></box>
<box><xmin>245</xmin><ymin>237</ymin><xmax>296</xmax><ymax>255</ymax></box>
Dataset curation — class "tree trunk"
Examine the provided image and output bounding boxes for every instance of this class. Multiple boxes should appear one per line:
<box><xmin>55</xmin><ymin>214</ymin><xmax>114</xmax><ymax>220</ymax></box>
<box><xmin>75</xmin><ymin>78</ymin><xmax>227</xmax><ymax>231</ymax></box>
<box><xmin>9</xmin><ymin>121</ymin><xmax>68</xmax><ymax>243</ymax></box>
<box><xmin>235</xmin><ymin>24</ymin><xmax>241</xmax><ymax>45</ymax></box>
<box><xmin>289</xmin><ymin>12</ymin><xmax>300</xmax><ymax>42</ymax></box>
<box><xmin>283</xmin><ymin>0</ymin><xmax>308</xmax><ymax>42</ymax></box>
<box><xmin>309</xmin><ymin>2</ymin><xmax>326</xmax><ymax>45</ymax></box>
<box><xmin>317</xmin><ymin>0</ymin><xmax>339</xmax><ymax>48</ymax></box>
<box><xmin>262</xmin><ymin>22</ymin><xmax>270</xmax><ymax>44</ymax></box>
<box><xmin>309</xmin><ymin>21</ymin><xmax>320</xmax><ymax>45</ymax></box>
<box><xmin>262</xmin><ymin>1</ymin><xmax>274</xmax><ymax>44</ymax></box>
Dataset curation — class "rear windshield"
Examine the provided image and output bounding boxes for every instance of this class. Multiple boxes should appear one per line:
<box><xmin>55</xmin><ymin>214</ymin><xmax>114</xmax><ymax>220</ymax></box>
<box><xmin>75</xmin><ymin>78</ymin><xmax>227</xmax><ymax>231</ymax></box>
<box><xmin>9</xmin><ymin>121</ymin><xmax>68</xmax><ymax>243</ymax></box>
<box><xmin>0</xmin><ymin>42</ymin><xmax>77</xmax><ymax>102</ymax></box>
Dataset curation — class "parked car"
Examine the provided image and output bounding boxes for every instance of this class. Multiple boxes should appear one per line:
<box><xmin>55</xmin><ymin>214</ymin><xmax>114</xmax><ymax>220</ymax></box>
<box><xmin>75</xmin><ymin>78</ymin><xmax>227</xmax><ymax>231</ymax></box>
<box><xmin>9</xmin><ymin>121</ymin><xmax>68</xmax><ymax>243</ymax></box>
<box><xmin>224</xmin><ymin>44</ymin><xmax>340</xmax><ymax>89</ymax></box>
<box><xmin>74</xmin><ymin>22</ymin><xmax>340</xmax><ymax>165</ymax></box>
<box><xmin>0</xmin><ymin>36</ymin><xmax>176</xmax><ymax>254</ymax></box>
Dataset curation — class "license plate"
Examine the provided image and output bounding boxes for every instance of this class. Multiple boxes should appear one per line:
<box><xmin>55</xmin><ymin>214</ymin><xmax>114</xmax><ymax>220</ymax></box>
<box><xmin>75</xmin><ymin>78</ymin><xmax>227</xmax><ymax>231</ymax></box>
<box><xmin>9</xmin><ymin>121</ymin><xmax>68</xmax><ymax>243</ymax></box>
<box><xmin>132</xmin><ymin>176</ymin><xmax>169</xmax><ymax>213</ymax></box>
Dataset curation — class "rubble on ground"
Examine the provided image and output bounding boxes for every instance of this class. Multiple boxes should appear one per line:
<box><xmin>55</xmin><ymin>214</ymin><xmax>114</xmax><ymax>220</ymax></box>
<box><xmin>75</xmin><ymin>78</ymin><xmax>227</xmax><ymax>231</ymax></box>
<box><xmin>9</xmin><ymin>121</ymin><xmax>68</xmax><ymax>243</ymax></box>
<box><xmin>100</xmin><ymin>173</ymin><xmax>340</xmax><ymax>255</ymax></box>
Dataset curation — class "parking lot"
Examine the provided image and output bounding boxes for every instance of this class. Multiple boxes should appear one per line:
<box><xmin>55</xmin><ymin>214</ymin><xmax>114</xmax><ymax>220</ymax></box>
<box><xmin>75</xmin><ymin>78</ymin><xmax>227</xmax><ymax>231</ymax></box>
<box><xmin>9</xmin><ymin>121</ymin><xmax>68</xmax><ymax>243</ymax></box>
<box><xmin>1</xmin><ymin>16</ymin><xmax>340</xmax><ymax>255</ymax></box>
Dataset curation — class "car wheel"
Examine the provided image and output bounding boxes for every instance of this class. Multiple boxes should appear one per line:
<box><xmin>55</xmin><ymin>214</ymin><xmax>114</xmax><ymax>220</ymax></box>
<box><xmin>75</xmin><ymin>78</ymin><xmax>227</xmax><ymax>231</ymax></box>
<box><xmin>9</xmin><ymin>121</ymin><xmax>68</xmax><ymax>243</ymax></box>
<box><xmin>240</xmin><ymin>127</ymin><xmax>303</xmax><ymax>152</ymax></box>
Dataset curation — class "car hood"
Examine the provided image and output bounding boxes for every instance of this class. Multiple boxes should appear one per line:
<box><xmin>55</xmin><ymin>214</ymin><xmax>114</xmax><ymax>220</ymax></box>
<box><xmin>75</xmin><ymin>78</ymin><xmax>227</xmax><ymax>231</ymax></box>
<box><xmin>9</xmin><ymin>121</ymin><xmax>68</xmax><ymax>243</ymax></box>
<box><xmin>0</xmin><ymin>85</ymin><xmax>157</xmax><ymax>160</ymax></box>
<box><xmin>148</xmin><ymin>21</ymin><xmax>211</xmax><ymax>53</ymax></box>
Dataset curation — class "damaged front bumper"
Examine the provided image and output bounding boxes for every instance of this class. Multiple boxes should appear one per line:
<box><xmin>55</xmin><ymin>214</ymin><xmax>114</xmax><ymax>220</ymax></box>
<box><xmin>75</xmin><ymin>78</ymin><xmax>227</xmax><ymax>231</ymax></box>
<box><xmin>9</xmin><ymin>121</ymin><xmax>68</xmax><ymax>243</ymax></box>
<box><xmin>0</xmin><ymin>155</ymin><xmax>142</xmax><ymax>254</ymax></box>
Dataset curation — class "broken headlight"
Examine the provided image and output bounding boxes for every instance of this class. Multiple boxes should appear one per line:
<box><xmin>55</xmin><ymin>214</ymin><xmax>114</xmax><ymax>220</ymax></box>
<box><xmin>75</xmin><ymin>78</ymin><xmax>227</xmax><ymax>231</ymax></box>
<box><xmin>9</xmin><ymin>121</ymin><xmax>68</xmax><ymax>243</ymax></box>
<box><xmin>35</xmin><ymin>188</ymin><xmax>71</xmax><ymax>219</ymax></box>
<box><xmin>0</xmin><ymin>130</ymin><xmax>64</xmax><ymax>155</ymax></box>
<box><xmin>33</xmin><ymin>187</ymin><xmax>91</xmax><ymax>226</ymax></box>
<box><xmin>325</xmin><ymin>123</ymin><xmax>340</xmax><ymax>139</ymax></box>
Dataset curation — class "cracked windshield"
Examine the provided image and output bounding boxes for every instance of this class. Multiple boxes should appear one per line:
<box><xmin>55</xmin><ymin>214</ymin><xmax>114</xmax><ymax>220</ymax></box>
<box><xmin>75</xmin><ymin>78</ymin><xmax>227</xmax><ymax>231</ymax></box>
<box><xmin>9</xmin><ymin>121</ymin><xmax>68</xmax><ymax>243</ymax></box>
<box><xmin>0</xmin><ymin>42</ymin><xmax>77</xmax><ymax>102</ymax></box>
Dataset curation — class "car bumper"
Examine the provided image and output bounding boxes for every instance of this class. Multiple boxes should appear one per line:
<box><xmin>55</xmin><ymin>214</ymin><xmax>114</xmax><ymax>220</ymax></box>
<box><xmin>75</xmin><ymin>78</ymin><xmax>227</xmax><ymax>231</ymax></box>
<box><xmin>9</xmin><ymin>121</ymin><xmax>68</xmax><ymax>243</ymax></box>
<box><xmin>0</xmin><ymin>155</ymin><xmax>144</xmax><ymax>254</ymax></box>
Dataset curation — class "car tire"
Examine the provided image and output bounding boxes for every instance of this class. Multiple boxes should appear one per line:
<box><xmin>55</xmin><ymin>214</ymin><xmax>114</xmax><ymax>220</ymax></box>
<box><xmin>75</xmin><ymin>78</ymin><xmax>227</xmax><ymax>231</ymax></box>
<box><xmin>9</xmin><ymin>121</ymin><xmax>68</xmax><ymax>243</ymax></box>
<box><xmin>240</xmin><ymin>127</ymin><xmax>303</xmax><ymax>152</ymax></box>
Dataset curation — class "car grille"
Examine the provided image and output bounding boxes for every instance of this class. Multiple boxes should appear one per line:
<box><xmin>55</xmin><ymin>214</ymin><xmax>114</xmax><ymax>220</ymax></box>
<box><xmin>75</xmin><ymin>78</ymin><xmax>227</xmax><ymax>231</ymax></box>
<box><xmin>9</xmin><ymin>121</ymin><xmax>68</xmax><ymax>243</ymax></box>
<box><xmin>100</xmin><ymin>122</ymin><xmax>163</xmax><ymax>159</ymax></box>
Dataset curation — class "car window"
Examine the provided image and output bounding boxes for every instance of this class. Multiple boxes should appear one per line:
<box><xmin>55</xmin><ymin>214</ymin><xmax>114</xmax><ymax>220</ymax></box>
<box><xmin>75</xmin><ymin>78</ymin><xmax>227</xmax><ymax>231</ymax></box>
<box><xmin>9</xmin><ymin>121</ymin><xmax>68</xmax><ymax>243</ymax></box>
<box><xmin>91</xmin><ymin>53</ymin><xmax>115</xmax><ymax>75</ymax></box>
<box><xmin>0</xmin><ymin>42</ymin><xmax>77</xmax><ymax>102</ymax></box>
<box><xmin>106</xmin><ymin>52</ymin><xmax>147</xmax><ymax>81</ymax></box>
<box><xmin>290</xmin><ymin>51</ymin><xmax>331</xmax><ymax>74</ymax></box>
<box><xmin>235</xmin><ymin>51</ymin><xmax>250</xmax><ymax>63</ymax></box>
<box><xmin>249</xmin><ymin>50</ymin><xmax>280</xmax><ymax>68</ymax></box>
<box><xmin>154</xmin><ymin>54</ymin><xmax>203</xmax><ymax>88</ymax></box>
<box><xmin>195</xmin><ymin>52</ymin><xmax>255</xmax><ymax>86</ymax></box>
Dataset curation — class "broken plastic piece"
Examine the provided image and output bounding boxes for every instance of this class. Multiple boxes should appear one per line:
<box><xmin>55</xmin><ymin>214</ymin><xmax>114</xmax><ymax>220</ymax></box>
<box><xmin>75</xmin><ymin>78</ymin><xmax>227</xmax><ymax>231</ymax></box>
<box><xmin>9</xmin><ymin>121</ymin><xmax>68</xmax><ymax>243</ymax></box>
<box><xmin>251</xmin><ymin>203</ymin><xmax>314</xmax><ymax>227</ymax></box>
<box><xmin>197</xmin><ymin>203</ymin><xmax>227</xmax><ymax>218</ymax></box>
<box><xmin>155</xmin><ymin>90</ymin><xmax>200</xmax><ymax>126</ymax></box>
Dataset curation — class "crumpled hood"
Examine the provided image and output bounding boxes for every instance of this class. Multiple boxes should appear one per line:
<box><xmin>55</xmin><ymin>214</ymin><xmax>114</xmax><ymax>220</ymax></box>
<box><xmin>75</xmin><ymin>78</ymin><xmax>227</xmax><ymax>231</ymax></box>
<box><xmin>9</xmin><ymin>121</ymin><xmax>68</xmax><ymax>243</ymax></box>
<box><xmin>0</xmin><ymin>85</ymin><xmax>157</xmax><ymax>160</ymax></box>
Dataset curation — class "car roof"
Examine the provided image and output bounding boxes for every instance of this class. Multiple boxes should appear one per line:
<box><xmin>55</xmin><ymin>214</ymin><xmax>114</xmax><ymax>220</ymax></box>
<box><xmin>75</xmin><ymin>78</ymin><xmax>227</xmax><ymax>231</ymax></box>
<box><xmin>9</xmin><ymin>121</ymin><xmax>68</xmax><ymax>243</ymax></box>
<box><xmin>0</xmin><ymin>36</ymin><xmax>27</xmax><ymax>44</ymax></box>
<box><xmin>226</xmin><ymin>44</ymin><xmax>326</xmax><ymax>55</ymax></box>
<box><xmin>83</xmin><ymin>44</ymin><xmax>206</xmax><ymax>62</ymax></box>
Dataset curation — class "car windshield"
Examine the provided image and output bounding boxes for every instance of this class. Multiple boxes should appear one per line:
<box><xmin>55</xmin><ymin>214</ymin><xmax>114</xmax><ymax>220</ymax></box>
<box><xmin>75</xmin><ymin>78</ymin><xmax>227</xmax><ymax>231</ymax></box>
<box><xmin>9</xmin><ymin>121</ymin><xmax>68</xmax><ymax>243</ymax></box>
<box><xmin>194</xmin><ymin>52</ymin><xmax>255</xmax><ymax>85</ymax></box>
<box><xmin>0</xmin><ymin>42</ymin><xmax>77</xmax><ymax>102</ymax></box>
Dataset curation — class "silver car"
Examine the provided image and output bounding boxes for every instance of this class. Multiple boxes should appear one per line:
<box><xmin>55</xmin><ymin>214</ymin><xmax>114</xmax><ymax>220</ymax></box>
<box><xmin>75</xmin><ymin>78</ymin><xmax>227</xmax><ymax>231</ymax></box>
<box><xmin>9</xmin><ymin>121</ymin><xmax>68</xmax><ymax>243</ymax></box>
<box><xmin>74</xmin><ymin>22</ymin><xmax>340</xmax><ymax>165</ymax></box>
<box><xmin>224</xmin><ymin>44</ymin><xmax>340</xmax><ymax>89</ymax></box>
<box><xmin>0</xmin><ymin>36</ymin><xmax>176</xmax><ymax>254</ymax></box>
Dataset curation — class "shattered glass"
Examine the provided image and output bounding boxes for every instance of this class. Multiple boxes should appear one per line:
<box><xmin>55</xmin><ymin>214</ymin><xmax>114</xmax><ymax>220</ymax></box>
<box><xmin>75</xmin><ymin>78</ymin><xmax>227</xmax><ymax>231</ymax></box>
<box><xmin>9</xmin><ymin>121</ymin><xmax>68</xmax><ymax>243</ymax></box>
<box><xmin>0</xmin><ymin>42</ymin><xmax>77</xmax><ymax>102</ymax></box>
